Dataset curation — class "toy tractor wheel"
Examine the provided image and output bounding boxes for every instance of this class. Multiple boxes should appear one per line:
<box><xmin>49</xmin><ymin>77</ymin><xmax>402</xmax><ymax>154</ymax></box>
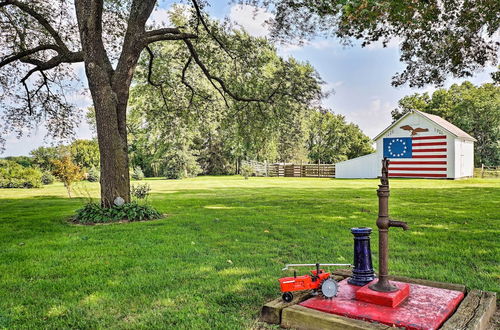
<box><xmin>282</xmin><ymin>292</ymin><xmax>293</xmax><ymax>303</ymax></box>
<box><xmin>320</xmin><ymin>277</ymin><xmax>339</xmax><ymax>298</ymax></box>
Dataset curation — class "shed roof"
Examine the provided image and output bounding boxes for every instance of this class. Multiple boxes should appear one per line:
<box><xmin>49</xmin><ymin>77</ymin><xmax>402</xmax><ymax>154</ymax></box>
<box><xmin>373</xmin><ymin>110</ymin><xmax>476</xmax><ymax>142</ymax></box>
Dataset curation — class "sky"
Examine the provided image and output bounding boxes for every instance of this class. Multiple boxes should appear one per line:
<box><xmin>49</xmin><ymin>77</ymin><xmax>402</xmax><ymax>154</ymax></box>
<box><xmin>1</xmin><ymin>2</ymin><xmax>496</xmax><ymax>157</ymax></box>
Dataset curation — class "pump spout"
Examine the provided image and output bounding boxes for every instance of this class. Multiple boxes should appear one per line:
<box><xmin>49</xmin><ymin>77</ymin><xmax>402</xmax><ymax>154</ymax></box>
<box><xmin>389</xmin><ymin>220</ymin><xmax>409</xmax><ymax>231</ymax></box>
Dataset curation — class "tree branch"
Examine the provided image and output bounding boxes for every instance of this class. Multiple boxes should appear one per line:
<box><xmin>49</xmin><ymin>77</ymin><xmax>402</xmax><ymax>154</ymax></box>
<box><xmin>190</xmin><ymin>0</ymin><xmax>234</xmax><ymax>59</ymax></box>
<box><xmin>0</xmin><ymin>44</ymin><xmax>61</xmax><ymax>68</ymax></box>
<box><xmin>143</xmin><ymin>28</ymin><xmax>198</xmax><ymax>45</ymax></box>
<box><xmin>145</xmin><ymin>46</ymin><xmax>160</xmax><ymax>88</ymax></box>
<box><xmin>16</xmin><ymin>50</ymin><xmax>83</xmax><ymax>115</ymax></box>
<box><xmin>33</xmin><ymin>70</ymin><xmax>49</xmax><ymax>96</ymax></box>
<box><xmin>181</xmin><ymin>55</ymin><xmax>196</xmax><ymax>107</ymax></box>
<box><xmin>183</xmin><ymin>39</ymin><xmax>269</xmax><ymax>103</ymax></box>
<box><xmin>21</xmin><ymin>78</ymin><xmax>32</xmax><ymax>115</ymax></box>
<box><xmin>0</xmin><ymin>0</ymin><xmax>69</xmax><ymax>52</ymax></box>
<box><xmin>113</xmin><ymin>0</ymin><xmax>157</xmax><ymax>95</ymax></box>
<box><xmin>145</xmin><ymin>46</ymin><xmax>171</xmax><ymax>110</ymax></box>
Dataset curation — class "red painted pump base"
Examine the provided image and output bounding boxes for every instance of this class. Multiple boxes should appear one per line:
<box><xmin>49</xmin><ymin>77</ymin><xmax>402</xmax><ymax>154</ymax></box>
<box><xmin>356</xmin><ymin>280</ymin><xmax>410</xmax><ymax>308</ymax></box>
<box><xmin>300</xmin><ymin>278</ymin><xmax>464</xmax><ymax>330</ymax></box>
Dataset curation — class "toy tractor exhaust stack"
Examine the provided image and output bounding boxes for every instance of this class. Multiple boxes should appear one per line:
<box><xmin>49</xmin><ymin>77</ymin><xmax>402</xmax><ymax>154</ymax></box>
<box><xmin>369</xmin><ymin>158</ymin><xmax>409</xmax><ymax>293</ymax></box>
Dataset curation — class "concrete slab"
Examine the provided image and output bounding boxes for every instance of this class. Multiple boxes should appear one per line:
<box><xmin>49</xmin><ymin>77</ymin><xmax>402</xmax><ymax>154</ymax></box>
<box><xmin>300</xmin><ymin>278</ymin><xmax>464</xmax><ymax>329</ymax></box>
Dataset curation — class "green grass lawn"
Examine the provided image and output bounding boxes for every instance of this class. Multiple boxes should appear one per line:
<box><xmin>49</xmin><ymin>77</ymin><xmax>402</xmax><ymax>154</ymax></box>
<box><xmin>0</xmin><ymin>176</ymin><xmax>499</xmax><ymax>328</ymax></box>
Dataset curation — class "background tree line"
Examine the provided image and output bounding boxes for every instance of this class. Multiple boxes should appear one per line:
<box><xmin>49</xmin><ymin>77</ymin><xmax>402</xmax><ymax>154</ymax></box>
<box><xmin>7</xmin><ymin>78</ymin><xmax>497</xmax><ymax>181</ymax></box>
<box><xmin>0</xmin><ymin>139</ymin><xmax>98</xmax><ymax>189</ymax></box>
<box><xmin>392</xmin><ymin>82</ymin><xmax>500</xmax><ymax>166</ymax></box>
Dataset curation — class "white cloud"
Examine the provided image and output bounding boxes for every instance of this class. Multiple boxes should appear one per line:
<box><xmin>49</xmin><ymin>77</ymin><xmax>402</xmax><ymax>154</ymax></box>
<box><xmin>228</xmin><ymin>5</ymin><xmax>340</xmax><ymax>55</ymax></box>
<box><xmin>324</xmin><ymin>95</ymin><xmax>395</xmax><ymax>139</ymax></box>
<box><xmin>365</xmin><ymin>37</ymin><xmax>402</xmax><ymax>50</ymax></box>
<box><xmin>67</xmin><ymin>90</ymin><xmax>92</xmax><ymax>108</ymax></box>
<box><xmin>148</xmin><ymin>8</ymin><xmax>171</xmax><ymax>27</ymax></box>
<box><xmin>369</xmin><ymin>98</ymin><xmax>382</xmax><ymax>112</ymax></box>
<box><xmin>354</xmin><ymin>98</ymin><xmax>394</xmax><ymax>138</ymax></box>
<box><xmin>321</xmin><ymin>81</ymin><xmax>343</xmax><ymax>97</ymax></box>
<box><xmin>229</xmin><ymin>5</ymin><xmax>272</xmax><ymax>37</ymax></box>
<box><xmin>309</xmin><ymin>40</ymin><xmax>335</xmax><ymax>50</ymax></box>
<box><xmin>277</xmin><ymin>43</ymin><xmax>303</xmax><ymax>56</ymax></box>
<box><xmin>332</xmin><ymin>81</ymin><xmax>344</xmax><ymax>88</ymax></box>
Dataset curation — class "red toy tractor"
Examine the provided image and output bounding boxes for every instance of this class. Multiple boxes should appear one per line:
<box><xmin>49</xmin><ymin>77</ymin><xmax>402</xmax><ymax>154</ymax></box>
<box><xmin>279</xmin><ymin>263</ymin><xmax>351</xmax><ymax>302</ymax></box>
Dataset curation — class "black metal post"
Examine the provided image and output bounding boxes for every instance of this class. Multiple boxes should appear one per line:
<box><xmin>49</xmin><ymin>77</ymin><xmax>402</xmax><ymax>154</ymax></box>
<box><xmin>348</xmin><ymin>227</ymin><xmax>375</xmax><ymax>286</ymax></box>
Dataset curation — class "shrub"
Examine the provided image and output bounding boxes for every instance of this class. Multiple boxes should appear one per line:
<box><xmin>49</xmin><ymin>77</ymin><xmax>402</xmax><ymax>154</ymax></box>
<box><xmin>0</xmin><ymin>160</ymin><xmax>43</xmax><ymax>188</ymax></box>
<box><xmin>4</xmin><ymin>156</ymin><xmax>33</xmax><ymax>168</ymax></box>
<box><xmin>131</xmin><ymin>167</ymin><xmax>144</xmax><ymax>180</ymax></box>
<box><xmin>131</xmin><ymin>183</ymin><xmax>151</xmax><ymax>200</ymax></box>
<box><xmin>74</xmin><ymin>202</ymin><xmax>162</xmax><ymax>224</ymax></box>
<box><xmin>87</xmin><ymin>167</ymin><xmax>100</xmax><ymax>182</ymax></box>
<box><xmin>41</xmin><ymin>172</ymin><xmax>55</xmax><ymax>185</ymax></box>
<box><xmin>240</xmin><ymin>164</ymin><xmax>254</xmax><ymax>180</ymax></box>
<box><xmin>162</xmin><ymin>150</ymin><xmax>202</xmax><ymax>179</ymax></box>
<box><xmin>52</xmin><ymin>156</ymin><xmax>84</xmax><ymax>197</ymax></box>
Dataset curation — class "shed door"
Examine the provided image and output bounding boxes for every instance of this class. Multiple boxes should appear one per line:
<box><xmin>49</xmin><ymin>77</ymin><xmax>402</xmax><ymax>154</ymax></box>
<box><xmin>459</xmin><ymin>142</ymin><xmax>466</xmax><ymax>177</ymax></box>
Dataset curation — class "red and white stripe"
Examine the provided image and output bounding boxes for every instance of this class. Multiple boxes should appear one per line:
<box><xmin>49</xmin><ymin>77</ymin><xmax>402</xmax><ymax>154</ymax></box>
<box><xmin>389</xmin><ymin>135</ymin><xmax>448</xmax><ymax>178</ymax></box>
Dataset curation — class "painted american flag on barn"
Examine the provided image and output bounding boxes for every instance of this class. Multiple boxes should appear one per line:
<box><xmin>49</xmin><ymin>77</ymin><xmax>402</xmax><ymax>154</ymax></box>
<box><xmin>383</xmin><ymin>135</ymin><xmax>448</xmax><ymax>178</ymax></box>
<box><xmin>335</xmin><ymin>110</ymin><xmax>475</xmax><ymax>179</ymax></box>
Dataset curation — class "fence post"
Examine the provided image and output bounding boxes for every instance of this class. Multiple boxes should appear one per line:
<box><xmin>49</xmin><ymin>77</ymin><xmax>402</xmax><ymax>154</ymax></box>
<box><xmin>318</xmin><ymin>160</ymin><xmax>320</xmax><ymax>178</ymax></box>
<box><xmin>265</xmin><ymin>160</ymin><xmax>268</xmax><ymax>177</ymax></box>
<box><xmin>481</xmin><ymin>164</ymin><xmax>484</xmax><ymax>178</ymax></box>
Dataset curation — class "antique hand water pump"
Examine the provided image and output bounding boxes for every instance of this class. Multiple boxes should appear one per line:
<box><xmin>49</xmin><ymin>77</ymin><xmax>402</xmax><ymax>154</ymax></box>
<box><xmin>369</xmin><ymin>158</ymin><xmax>409</xmax><ymax>292</ymax></box>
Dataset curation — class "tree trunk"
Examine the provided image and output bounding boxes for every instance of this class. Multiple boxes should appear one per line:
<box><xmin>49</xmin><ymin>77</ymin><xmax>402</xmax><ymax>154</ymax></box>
<box><xmin>86</xmin><ymin>65</ymin><xmax>131</xmax><ymax>208</ymax></box>
<box><xmin>66</xmin><ymin>184</ymin><xmax>72</xmax><ymax>198</ymax></box>
<box><xmin>94</xmin><ymin>97</ymin><xmax>131</xmax><ymax>208</ymax></box>
<box><xmin>75</xmin><ymin>0</ymin><xmax>153</xmax><ymax>207</ymax></box>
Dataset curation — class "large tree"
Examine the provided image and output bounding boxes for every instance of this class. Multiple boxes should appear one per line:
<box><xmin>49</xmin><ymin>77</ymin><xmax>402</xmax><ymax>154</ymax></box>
<box><xmin>0</xmin><ymin>1</ymin><xmax>285</xmax><ymax>206</ymax></box>
<box><xmin>307</xmin><ymin>109</ymin><xmax>373</xmax><ymax>164</ymax></box>
<box><xmin>126</xmin><ymin>12</ymin><xmax>323</xmax><ymax>176</ymax></box>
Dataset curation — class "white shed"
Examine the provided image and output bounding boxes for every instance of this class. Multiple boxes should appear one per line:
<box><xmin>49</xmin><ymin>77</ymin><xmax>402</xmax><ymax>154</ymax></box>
<box><xmin>335</xmin><ymin>110</ymin><xmax>476</xmax><ymax>179</ymax></box>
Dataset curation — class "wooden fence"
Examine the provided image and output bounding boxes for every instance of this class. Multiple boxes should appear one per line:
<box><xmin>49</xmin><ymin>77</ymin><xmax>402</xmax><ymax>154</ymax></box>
<box><xmin>242</xmin><ymin>160</ymin><xmax>335</xmax><ymax>178</ymax></box>
<box><xmin>477</xmin><ymin>164</ymin><xmax>500</xmax><ymax>178</ymax></box>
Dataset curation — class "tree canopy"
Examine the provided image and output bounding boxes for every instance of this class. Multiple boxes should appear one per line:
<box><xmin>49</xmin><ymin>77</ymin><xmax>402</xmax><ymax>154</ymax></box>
<box><xmin>308</xmin><ymin>109</ymin><xmax>373</xmax><ymax>164</ymax></box>
<box><xmin>30</xmin><ymin>139</ymin><xmax>99</xmax><ymax>171</ymax></box>
<box><xmin>247</xmin><ymin>0</ymin><xmax>500</xmax><ymax>87</ymax></box>
<box><xmin>127</xmin><ymin>13</ymin><xmax>327</xmax><ymax>177</ymax></box>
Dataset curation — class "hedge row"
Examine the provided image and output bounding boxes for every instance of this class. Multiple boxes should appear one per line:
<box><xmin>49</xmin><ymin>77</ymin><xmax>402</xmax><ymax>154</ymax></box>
<box><xmin>0</xmin><ymin>160</ymin><xmax>43</xmax><ymax>188</ymax></box>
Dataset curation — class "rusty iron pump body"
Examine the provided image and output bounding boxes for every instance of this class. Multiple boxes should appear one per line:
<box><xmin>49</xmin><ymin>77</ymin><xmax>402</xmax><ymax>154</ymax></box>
<box><xmin>369</xmin><ymin>158</ymin><xmax>409</xmax><ymax>293</ymax></box>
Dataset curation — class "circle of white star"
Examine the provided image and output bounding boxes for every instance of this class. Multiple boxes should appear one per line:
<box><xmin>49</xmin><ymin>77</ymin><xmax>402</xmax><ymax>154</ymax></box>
<box><xmin>388</xmin><ymin>139</ymin><xmax>407</xmax><ymax>157</ymax></box>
